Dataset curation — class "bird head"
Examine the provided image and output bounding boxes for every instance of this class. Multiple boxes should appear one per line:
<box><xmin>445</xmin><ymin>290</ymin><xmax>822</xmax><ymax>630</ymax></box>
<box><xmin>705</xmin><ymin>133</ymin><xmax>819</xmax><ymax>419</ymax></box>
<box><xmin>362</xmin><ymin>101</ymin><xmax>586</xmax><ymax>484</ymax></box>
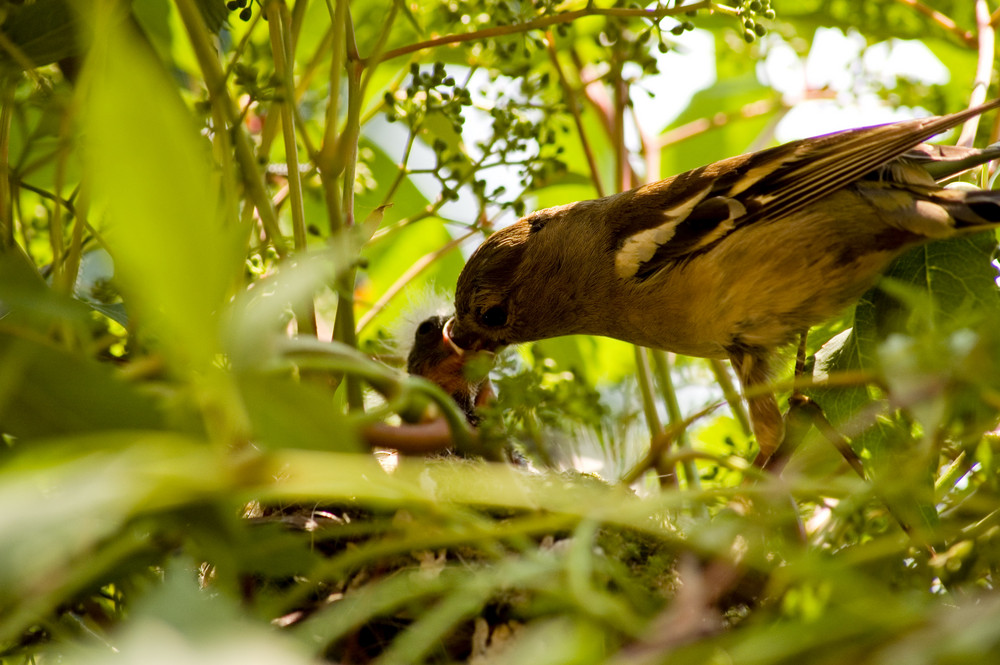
<box><xmin>448</xmin><ymin>200</ymin><xmax>609</xmax><ymax>353</ymax></box>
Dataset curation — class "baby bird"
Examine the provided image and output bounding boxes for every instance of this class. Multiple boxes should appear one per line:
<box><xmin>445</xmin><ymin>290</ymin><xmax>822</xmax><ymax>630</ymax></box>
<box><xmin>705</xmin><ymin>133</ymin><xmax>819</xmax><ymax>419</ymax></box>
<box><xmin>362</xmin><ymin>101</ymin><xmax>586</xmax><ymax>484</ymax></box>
<box><xmin>445</xmin><ymin>100</ymin><xmax>1000</xmax><ymax>466</ymax></box>
<box><xmin>407</xmin><ymin>314</ymin><xmax>494</xmax><ymax>424</ymax></box>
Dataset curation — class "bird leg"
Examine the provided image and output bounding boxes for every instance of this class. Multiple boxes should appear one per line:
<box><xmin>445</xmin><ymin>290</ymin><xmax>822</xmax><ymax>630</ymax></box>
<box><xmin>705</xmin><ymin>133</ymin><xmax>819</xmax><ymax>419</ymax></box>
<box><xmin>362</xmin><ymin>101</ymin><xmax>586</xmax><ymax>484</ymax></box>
<box><xmin>726</xmin><ymin>349</ymin><xmax>783</xmax><ymax>467</ymax></box>
<box><xmin>756</xmin><ymin>332</ymin><xmax>812</xmax><ymax>473</ymax></box>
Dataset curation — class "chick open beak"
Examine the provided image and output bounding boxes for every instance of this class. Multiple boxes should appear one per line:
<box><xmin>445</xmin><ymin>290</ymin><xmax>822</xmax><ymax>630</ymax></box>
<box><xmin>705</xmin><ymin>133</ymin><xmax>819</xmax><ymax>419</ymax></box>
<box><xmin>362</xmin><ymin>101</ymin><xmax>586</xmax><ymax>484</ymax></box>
<box><xmin>443</xmin><ymin>317</ymin><xmax>500</xmax><ymax>357</ymax></box>
<box><xmin>442</xmin><ymin>317</ymin><xmax>466</xmax><ymax>356</ymax></box>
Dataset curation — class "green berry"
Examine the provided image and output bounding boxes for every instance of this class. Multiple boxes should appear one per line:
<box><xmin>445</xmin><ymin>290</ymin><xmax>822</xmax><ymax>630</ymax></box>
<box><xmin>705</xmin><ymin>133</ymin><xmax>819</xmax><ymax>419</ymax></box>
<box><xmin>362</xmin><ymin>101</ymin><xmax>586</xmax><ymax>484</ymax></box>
<box><xmin>239</xmin><ymin>7</ymin><xmax>252</xmax><ymax>20</ymax></box>
<box><xmin>226</xmin><ymin>1</ymin><xmax>239</xmax><ymax>9</ymax></box>
<box><xmin>743</xmin><ymin>28</ymin><xmax>756</xmax><ymax>42</ymax></box>
<box><xmin>754</xmin><ymin>23</ymin><xmax>767</xmax><ymax>36</ymax></box>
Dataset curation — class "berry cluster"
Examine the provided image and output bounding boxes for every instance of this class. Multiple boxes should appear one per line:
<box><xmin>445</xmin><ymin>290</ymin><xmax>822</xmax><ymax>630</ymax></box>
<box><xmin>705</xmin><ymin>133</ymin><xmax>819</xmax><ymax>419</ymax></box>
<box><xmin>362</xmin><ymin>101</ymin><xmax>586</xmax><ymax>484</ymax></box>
<box><xmin>738</xmin><ymin>0</ymin><xmax>776</xmax><ymax>42</ymax></box>
<box><xmin>384</xmin><ymin>62</ymin><xmax>471</xmax><ymax>134</ymax></box>
<box><xmin>226</xmin><ymin>0</ymin><xmax>261</xmax><ymax>23</ymax></box>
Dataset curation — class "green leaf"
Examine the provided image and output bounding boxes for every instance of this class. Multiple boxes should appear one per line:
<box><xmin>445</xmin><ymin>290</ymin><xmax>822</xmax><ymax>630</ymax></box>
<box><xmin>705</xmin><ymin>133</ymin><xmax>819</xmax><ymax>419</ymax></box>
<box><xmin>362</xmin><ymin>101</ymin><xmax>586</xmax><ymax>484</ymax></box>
<box><xmin>359</xmin><ymin>217</ymin><xmax>464</xmax><ymax>338</ymax></box>
<box><xmin>0</xmin><ymin>246</ymin><xmax>90</xmax><ymax>332</ymax></box>
<box><xmin>0</xmin><ymin>0</ymin><xmax>80</xmax><ymax>72</ymax></box>
<box><xmin>0</xmin><ymin>433</ymin><xmax>221</xmax><ymax>615</ymax></box>
<box><xmin>237</xmin><ymin>371</ymin><xmax>360</xmax><ymax>452</ymax></box>
<box><xmin>660</xmin><ymin>74</ymin><xmax>778</xmax><ymax>176</ymax></box>
<box><xmin>814</xmin><ymin>233</ymin><xmax>999</xmax><ymax>434</ymax></box>
<box><xmin>812</xmin><ymin>233</ymin><xmax>999</xmax><ymax>537</ymax></box>
<box><xmin>0</xmin><ymin>329</ymin><xmax>163</xmax><ymax>439</ymax></box>
<box><xmin>82</xmin><ymin>9</ymin><xmax>244</xmax><ymax>374</ymax></box>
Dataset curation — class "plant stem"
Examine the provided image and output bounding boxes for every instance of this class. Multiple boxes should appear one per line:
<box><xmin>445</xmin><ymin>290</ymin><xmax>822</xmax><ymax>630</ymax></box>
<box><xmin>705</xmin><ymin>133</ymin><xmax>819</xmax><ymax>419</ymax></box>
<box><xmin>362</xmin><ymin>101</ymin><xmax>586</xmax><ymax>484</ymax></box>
<box><xmin>267</xmin><ymin>0</ymin><xmax>308</xmax><ymax>252</ymax></box>
<box><xmin>709</xmin><ymin>358</ymin><xmax>752</xmax><ymax>436</ymax></box>
<box><xmin>958</xmin><ymin>0</ymin><xmax>993</xmax><ymax>147</ymax></box>
<box><xmin>0</xmin><ymin>77</ymin><xmax>13</xmax><ymax>249</ymax></box>
<box><xmin>332</xmin><ymin>4</ymin><xmax>364</xmax><ymax>411</ymax></box>
<box><xmin>267</xmin><ymin>0</ymin><xmax>316</xmax><ymax>336</ymax></box>
<box><xmin>174</xmin><ymin>0</ymin><xmax>287</xmax><ymax>255</ymax></box>
<box><xmin>319</xmin><ymin>0</ymin><xmax>346</xmax><ymax>179</ymax></box>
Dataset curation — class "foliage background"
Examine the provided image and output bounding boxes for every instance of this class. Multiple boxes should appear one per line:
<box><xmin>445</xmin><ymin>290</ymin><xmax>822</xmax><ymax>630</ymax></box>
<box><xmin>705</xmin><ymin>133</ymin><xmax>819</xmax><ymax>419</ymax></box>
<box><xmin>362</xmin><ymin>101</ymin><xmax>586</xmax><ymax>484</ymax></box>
<box><xmin>3</xmin><ymin>0</ymin><xmax>1000</xmax><ymax>663</ymax></box>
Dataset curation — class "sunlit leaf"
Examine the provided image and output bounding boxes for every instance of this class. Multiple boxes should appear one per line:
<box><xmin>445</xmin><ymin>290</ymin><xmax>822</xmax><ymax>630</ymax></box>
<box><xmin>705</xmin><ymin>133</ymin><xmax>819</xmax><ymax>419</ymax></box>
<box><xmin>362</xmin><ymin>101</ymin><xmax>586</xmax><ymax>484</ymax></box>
<box><xmin>0</xmin><ymin>330</ymin><xmax>163</xmax><ymax>438</ymax></box>
<box><xmin>82</xmin><ymin>10</ymin><xmax>244</xmax><ymax>374</ymax></box>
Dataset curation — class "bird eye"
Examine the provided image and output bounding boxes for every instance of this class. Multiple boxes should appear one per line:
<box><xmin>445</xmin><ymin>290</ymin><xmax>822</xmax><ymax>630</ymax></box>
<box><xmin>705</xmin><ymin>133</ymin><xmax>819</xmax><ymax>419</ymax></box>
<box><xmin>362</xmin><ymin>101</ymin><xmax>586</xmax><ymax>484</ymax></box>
<box><xmin>480</xmin><ymin>305</ymin><xmax>507</xmax><ymax>328</ymax></box>
<box><xmin>416</xmin><ymin>319</ymin><xmax>438</xmax><ymax>337</ymax></box>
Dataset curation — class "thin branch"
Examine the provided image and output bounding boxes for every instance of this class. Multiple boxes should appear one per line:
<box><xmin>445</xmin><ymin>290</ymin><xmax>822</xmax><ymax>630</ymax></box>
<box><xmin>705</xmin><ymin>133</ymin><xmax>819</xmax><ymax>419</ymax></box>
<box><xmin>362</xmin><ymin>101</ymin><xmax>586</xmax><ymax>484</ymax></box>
<box><xmin>0</xmin><ymin>32</ymin><xmax>42</xmax><ymax>82</ymax></box>
<box><xmin>288</xmin><ymin>0</ymin><xmax>309</xmax><ymax>51</ymax></box>
<box><xmin>363</xmin><ymin>419</ymin><xmax>466</xmax><ymax>455</ymax></box>
<box><xmin>654</xmin><ymin>98</ymin><xmax>780</xmax><ymax>149</ymax></box>
<box><xmin>318</xmin><ymin>0</ymin><xmax>346</xmax><ymax>180</ymax></box>
<box><xmin>570</xmin><ymin>47</ymin><xmax>641</xmax><ymax>185</ymax></box>
<box><xmin>358</xmin><ymin>0</ymin><xmax>400</xmax><ymax>105</ymax></box>
<box><xmin>620</xmin><ymin>402</ymin><xmax>725</xmax><ymax>486</ymax></box>
<box><xmin>545</xmin><ymin>32</ymin><xmax>604</xmax><ymax>197</ymax></box>
<box><xmin>611</xmin><ymin>50</ymin><xmax>629</xmax><ymax>191</ymax></box>
<box><xmin>333</xmin><ymin>3</ymin><xmax>365</xmax><ymax>410</ymax></box>
<box><xmin>894</xmin><ymin>0</ymin><xmax>977</xmax><ymax>47</ymax></box>
<box><xmin>362</xmin><ymin>1</ymin><xmax>718</xmax><ymax>66</ymax></box>
<box><xmin>268</xmin><ymin>0</ymin><xmax>316</xmax><ymax>337</ymax></box>
<box><xmin>52</xmin><ymin>104</ymin><xmax>80</xmax><ymax>299</ymax></box>
<box><xmin>377</xmin><ymin>126</ymin><xmax>418</xmax><ymax>210</ymax></box>
<box><xmin>635</xmin><ymin>347</ymin><xmax>665</xmax><ymax>438</ymax></box>
<box><xmin>356</xmin><ymin>228</ymin><xmax>477</xmax><ymax>333</ymax></box>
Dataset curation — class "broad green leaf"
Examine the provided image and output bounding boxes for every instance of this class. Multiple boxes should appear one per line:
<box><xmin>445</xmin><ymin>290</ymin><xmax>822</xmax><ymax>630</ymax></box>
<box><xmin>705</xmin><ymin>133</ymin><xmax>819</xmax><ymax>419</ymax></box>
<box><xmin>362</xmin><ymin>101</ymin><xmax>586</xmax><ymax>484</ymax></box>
<box><xmin>82</xmin><ymin>9</ymin><xmax>244</xmax><ymax>373</ymax></box>
<box><xmin>353</xmin><ymin>136</ymin><xmax>432</xmax><ymax>228</ymax></box>
<box><xmin>0</xmin><ymin>246</ymin><xmax>91</xmax><ymax>332</ymax></box>
<box><xmin>531</xmin><ymin>335</ymin><xmax>636</xmax><ymax>386</ymax></box>
<box><xmin>0</xmin><ymin>433</ymin><xmax>221</xmax><ymax>611</ymax></box>
<box><xmin>358</xmin><ymin>216</ymin><xmax>464</xmax><ymax>339</ymax></box>
<box><xmin>660</xmin><ymin>73</ymin><xmax>777</xmax><ymax>177</ymax></box>
<box><xmin>0</xmin><ymin>330</ymin><xmax>163</xmax><ymax>438</ymax></box>
<box><xmin>812</xmin><ymin>233</ymin><xmax>999</xmax><ymax>536</ymax></box>
<box><xmin>815</xmin><ymin>233</ymin><xmax>1000</xmax><ymax>436</ymax></box>
<box><xmin>237</xmin><ymin>372</ymin><xmax>360</xmax><ymax>452</ymax></box>
<box><xmin>0</xmin><ymin>0</ymin><xmax>80</xmax><ymax>72</ymax></box>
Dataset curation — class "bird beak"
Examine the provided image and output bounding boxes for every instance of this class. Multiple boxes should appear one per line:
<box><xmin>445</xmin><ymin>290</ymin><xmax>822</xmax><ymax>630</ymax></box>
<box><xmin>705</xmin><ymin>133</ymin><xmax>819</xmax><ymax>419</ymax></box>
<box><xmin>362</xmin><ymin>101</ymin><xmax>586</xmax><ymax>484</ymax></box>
<box><xmin>442</xmin><ymin>317</ymin><xmax>466</xmax><ymax>356</ymax></box>
<box><xmin>443</xmin><ymin>317</ymin><xmax>498</xmax><ymax>356</ymax></box>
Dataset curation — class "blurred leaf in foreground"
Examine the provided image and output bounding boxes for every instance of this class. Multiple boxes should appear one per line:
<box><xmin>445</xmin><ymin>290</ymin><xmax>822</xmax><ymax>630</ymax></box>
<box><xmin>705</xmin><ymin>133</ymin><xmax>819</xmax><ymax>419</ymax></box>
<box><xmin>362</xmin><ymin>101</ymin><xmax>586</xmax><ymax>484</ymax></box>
<box><xmin>81</xmin><ymin>6</ymin><xmax>245</xmax><ymax>375</ymax></box>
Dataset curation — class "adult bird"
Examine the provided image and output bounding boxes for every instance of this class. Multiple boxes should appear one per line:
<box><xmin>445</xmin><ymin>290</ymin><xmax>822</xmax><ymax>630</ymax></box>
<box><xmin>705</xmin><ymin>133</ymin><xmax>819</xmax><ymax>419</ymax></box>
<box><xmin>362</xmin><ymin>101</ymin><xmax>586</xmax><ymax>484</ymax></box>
<box><xmin>445</xmin><ymin>99</ymin><xmax>1000</xmax><ymax>467</ymax></box>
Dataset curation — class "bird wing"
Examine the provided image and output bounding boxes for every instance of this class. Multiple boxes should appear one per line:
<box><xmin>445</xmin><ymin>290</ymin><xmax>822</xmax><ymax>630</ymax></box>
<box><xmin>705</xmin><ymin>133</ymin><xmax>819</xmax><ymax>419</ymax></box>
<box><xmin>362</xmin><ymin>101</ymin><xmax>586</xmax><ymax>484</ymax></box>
<box><xmin>615</xmin><ymin>99</ymin><xmax>1000</xmax><ymax>281</ymax></box>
